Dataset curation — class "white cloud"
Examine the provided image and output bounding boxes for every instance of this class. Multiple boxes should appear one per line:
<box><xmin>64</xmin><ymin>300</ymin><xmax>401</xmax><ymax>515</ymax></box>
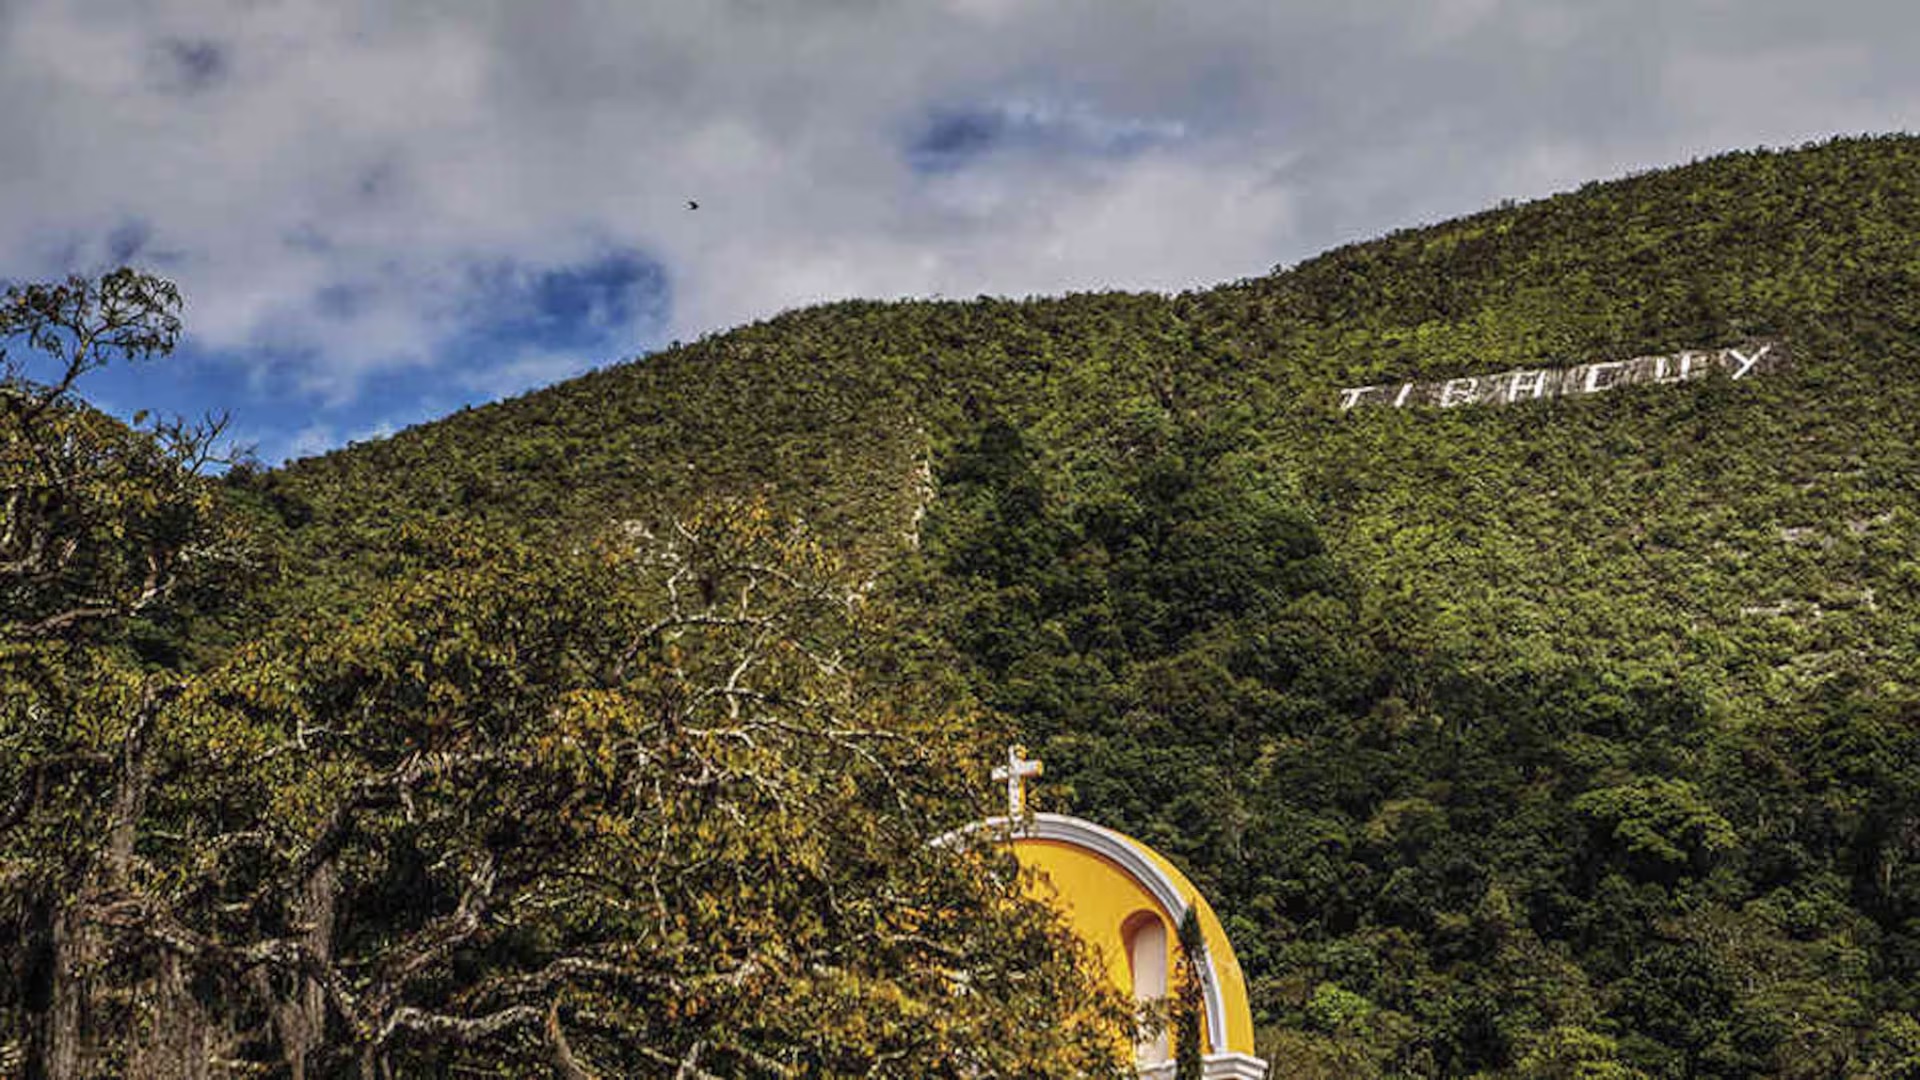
<box><xmin>1</xmin><ymin>0</ymin><xmax>1916</xmax><ymax>454</ymax></box>
<box><xmin>456</xmin><ymin>346</ymin><xmax>601</xmax><ymax>402</ymax></box>
<box><xmin>274</xmin><ymin>416</ymin><xmax>403</xmax><ymax>463</ymax></box>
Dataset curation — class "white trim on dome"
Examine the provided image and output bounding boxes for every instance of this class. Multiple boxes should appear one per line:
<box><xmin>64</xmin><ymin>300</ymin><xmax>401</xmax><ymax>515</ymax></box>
<box><xmin>935</xmin><ymin>813</ymin><xmax>1231</xmax><ymax>1057</ymax></box>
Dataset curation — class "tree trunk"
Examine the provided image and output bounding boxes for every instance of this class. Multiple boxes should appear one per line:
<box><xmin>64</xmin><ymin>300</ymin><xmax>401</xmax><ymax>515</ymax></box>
<box><xmin>19</xmin><ymin>887</ymin><xmax>57</xmax><ymax>1080</ymax></box>
<box><xmin>23</xmin><ymin>894</ymin><xmax>92</xmax><ymax>1080</ymax></box>
<box><xmin>24</xmin><ymin>696</ymin><xmax>162</xmax><ymax>1080</ymax></box>
<box><xmin>263</xmin><ymin>861</ymin><xmax>338</xmax><ymax>1080</ymax></box>
<box><xmin>124</xmin><ymin>952</ymin><xmax>212</xmax><ymax>1080</ymax></box>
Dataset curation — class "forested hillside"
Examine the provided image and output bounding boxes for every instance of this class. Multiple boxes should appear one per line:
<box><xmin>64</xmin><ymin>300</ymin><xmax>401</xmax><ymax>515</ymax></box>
<box><xmin>245</xmin><ymin>133</ymin><xmax>1920</xmax><ymax>1077</ymax></box>
<box><xmin>11</xmin><ymin>134</ymin><xmax>1917</xmax><ymax>1076</ymax></box>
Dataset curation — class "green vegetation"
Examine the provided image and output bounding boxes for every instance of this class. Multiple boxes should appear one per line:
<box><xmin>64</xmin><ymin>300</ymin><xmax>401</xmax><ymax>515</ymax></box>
<box><xmin>2</xmin><ymin>280</ymin><xmax>1130</xmax><ymax>1077</ymax></box>
<box><xmin>12</xmin><ymin>133</ymin><xmax>1920</xmax><ymax>1075</ymax></box>
<box><xmin>1175</xmin><ymin>907</ymin><xmax>1207</xmax><ymax>1080</ymax></box>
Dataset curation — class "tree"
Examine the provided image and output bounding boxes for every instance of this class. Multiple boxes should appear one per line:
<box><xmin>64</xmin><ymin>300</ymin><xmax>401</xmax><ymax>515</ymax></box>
<box><xmin>3</xmin><ymin>272</ymin><xmax>1133</xmax><ymax>1076</ymax></box>
<box><xmin>0</xmin><ymin>269</ymin><xmax>239</xmax><ymax>1080</ymax></box>
<box><xmin>0</xmin><ymin>268</ymin><xmax>217</xmax><ymax>644</ymax></box>
<box><xmin>145</xmin><ymin>506</ymin><xmax>1133</xmax><ymax>1077</ymax></box>
<box><xmin>9</xmin><ymin>476</ymin><xmax>1135</xmax><ymax>1075</ymax></box>
<box><xmin>1514</xmin><ymin>1025</ymin><xmax>1652</xmax><ymax>1079</ymax></box>
<box><xmin>1173</xmin><ymin>906</ymin><xmax>1206</xmax><ymax>1080</ymax></box>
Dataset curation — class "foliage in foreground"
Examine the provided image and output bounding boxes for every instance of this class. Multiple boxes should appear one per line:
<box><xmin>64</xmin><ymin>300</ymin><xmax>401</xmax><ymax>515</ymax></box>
<box><xmin>0</xmin><ymin>276</ymin><xmax>1133</xmax><ymax>1077</ymax></box>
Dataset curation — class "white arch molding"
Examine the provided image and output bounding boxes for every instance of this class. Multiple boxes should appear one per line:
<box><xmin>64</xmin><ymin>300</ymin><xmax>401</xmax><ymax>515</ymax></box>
<box><xmin>935</xmin><ymin>812</ymin><xmax>1273</xmax><ymax>1079</ymax></box>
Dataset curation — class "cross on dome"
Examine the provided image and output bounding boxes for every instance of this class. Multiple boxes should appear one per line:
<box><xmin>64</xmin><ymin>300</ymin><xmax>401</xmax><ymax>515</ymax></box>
<box><xmin>991</xmin><ymin>745</ymin><xmax>1043</xmax><ymax>818</ymax></box>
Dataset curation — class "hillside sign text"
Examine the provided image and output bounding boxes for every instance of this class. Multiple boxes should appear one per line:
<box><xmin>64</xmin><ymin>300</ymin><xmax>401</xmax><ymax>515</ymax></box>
<box><xmin>1337</xmin><ymin>341</ymin><xmax>1789</xmax><ymax>412</ymax></box>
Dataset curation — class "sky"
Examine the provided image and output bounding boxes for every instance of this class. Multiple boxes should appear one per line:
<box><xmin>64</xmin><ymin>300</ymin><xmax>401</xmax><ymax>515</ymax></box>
<box><xmin>2</xmin><ymin>0</ymin><xmax>1917</xmax><ymax>464</ymax></box>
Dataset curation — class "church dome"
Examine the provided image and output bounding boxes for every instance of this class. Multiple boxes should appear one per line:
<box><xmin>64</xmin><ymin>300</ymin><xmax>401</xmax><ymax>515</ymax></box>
<box><xmin>942</xmin><ymin>747</ymin><xmax>1268</xmax><ymax>1077</ymax></box>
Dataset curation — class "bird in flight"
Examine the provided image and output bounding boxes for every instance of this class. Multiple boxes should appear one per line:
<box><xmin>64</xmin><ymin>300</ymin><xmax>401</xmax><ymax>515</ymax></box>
<box><xmin>687</xmin><ymin>200</ymin><xmax>699</xmax><ymax>210</ymax></box>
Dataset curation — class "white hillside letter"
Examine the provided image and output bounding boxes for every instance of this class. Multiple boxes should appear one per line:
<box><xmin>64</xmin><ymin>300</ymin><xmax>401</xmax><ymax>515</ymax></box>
<box><xmin>1506</xmin><ymin>369</ymin><xmax>1548</xmax><ymax>403</ymax></box>
<box><xmin>1728</xmin><ymin>344</ymin><xmax>1772</xmax><ymax>380</ymax></box>
<box><xmin>1440</xmin><ymin>378</ymin><xmax>1479</xmax><ymax>407</ymax></box>
<box><xmin>1582</xmin><ymin>362</ymin><xmax>1625</xmax><ymax>394</ymax></box>
<box><xmin>1652</xmin><ymin>353</ymin><xmax>1693</xmax><ymax>383</ymax></box>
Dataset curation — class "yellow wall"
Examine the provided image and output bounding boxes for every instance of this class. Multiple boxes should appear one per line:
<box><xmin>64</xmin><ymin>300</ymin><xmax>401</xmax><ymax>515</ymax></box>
<box><xmin>1011</xmin><ymin>835</ymin><xmax>1257</xmax><ymax>1057</ymax></box>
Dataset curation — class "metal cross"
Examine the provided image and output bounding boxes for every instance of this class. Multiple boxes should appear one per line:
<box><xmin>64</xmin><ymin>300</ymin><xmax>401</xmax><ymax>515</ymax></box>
<box><xmin>991</xmin><ymin>745</ymin><xmax>1044</xmax><ymax>818</ymax></box>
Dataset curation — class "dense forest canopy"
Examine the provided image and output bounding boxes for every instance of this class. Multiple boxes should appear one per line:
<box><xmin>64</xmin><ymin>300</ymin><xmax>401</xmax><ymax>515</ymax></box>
<box><xmin>9</xmin><ymin>134</ymin><xmax>1920</xmax><ymax>1076</ymax></box>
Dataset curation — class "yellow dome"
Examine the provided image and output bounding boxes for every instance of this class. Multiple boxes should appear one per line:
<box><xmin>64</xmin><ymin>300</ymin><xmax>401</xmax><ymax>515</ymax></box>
<box><xmin>952</xmin><ymin>813</ymin><xmax>1267</xmax><ymax>1078</ymax></box>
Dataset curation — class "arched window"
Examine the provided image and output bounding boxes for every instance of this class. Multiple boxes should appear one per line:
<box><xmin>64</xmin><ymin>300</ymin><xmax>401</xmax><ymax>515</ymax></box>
<box><xmin>1122</xmin><ymin>911</ymin><xmax>1169</xmax><ymax>1065</ymax></box>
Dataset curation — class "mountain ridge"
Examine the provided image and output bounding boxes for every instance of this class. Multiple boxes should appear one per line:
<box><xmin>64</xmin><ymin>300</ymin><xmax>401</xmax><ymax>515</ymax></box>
<box><xmin>250</xmin><ymin>132</ymin><xmax>1920</xmax><ymax>1075</ymax></box>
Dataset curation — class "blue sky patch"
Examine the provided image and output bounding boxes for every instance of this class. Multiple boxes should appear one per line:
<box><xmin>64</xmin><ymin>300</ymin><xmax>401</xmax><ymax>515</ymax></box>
<box><xmin>69</xmin><ymin>247</ymin><xmax>673</xmax><ymax>465</ymax></box>
<box><xmin>460</xmin><ymin>249</ymin><xmax>670</xmax><ymax>353</ymax></box>
<box><xmin>906</xmin><ymin>98</ymin><xmax>1187</xmax><ymax>174</ymax></box>
<box><xmin>908</xmin><ymin>109</ymin><xmax>1010</xmax><ymax>173</ymax></box>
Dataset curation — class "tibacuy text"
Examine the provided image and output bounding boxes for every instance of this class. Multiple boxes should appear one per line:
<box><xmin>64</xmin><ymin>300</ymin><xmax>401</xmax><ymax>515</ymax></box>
<box><xmin>1337</xmin><ymin>341</ymin><xmax>1788</xmax><ymax>412</ymax></box>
